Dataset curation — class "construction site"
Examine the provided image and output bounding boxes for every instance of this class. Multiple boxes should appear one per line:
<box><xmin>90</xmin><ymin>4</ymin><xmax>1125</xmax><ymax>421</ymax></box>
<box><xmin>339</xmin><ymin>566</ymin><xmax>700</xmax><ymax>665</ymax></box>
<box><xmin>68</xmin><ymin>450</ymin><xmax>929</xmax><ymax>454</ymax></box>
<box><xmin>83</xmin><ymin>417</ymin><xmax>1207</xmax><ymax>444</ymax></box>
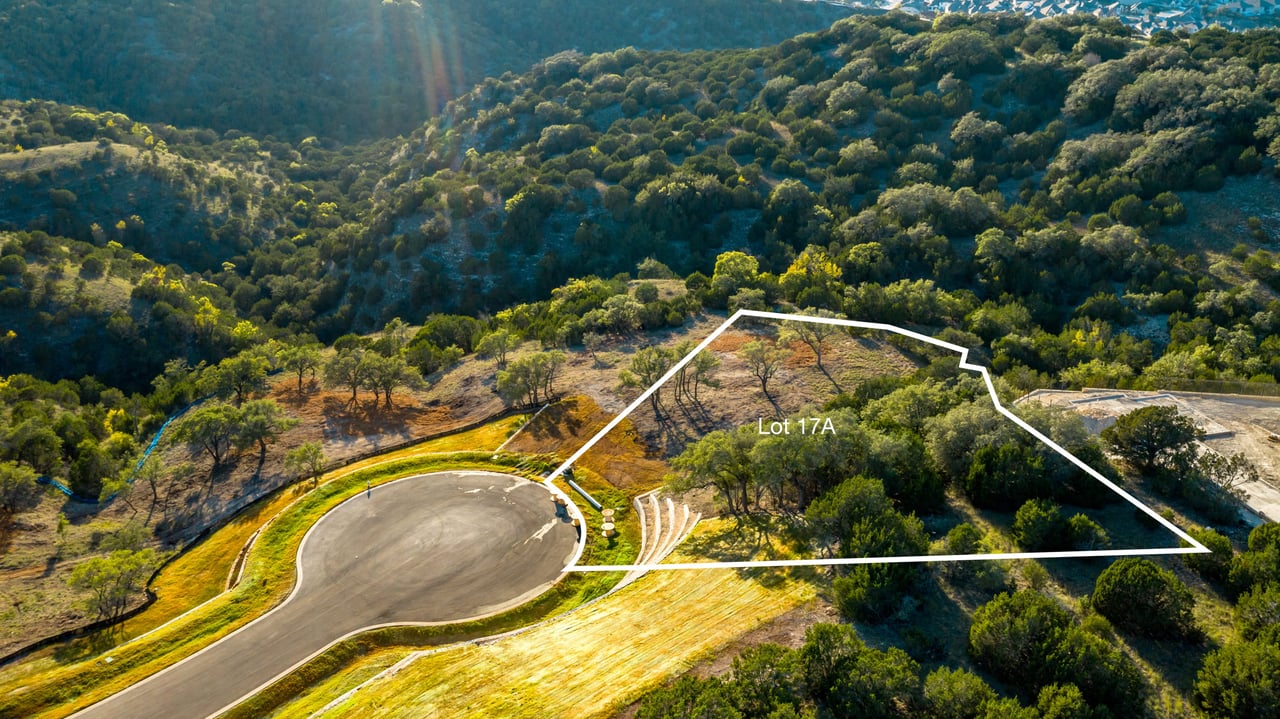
<box><xmin>1018</xmin><ymin>388</ymin><xmax>1280</xmax><ymax>525</ymax></box>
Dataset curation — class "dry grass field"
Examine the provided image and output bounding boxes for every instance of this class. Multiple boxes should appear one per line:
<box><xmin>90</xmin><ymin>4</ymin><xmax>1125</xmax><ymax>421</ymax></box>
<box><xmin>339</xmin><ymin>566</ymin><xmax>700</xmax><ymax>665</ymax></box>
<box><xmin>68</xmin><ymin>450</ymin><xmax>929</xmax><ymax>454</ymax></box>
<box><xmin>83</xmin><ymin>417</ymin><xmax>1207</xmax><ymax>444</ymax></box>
<box><xmin>313</xmin><ymin>519</ymin><xmax>818</xmax><ymax>719</ymax></box>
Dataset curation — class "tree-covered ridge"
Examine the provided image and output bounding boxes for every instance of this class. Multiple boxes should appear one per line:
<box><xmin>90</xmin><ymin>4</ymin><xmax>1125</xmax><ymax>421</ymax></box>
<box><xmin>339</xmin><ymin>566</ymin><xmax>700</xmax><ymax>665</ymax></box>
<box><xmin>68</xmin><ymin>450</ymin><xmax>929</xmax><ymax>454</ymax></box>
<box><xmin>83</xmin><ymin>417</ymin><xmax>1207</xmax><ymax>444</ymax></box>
<box><xmin>0</xmin><ymin>98</ymin><xmax>389</xmax><ymax>384</ymax></box>
<box><xmin>326</xmin><ymin>13</ymin><xmax>1277</xmax><ymax>383</ymax></box>
<box><xmin>0</xmin><ymin>231</ymin><xmax>239</xmax><ymax>389</ymax></box>
<box><xmin>0</xmin><ymin>0</ymin><xmax>852</xmax><ymax>141</ymax></box>
<box><xmin>0</xmin><ymin>97</ymin><xmax>393</xmax><ymax>258</ymax></box>
<box><xmin>4</xmin><ymin>13</ymin><xmax>1280</xmax><ymax>396</ymax></box>
<box><xmin>2</xmin><ymin>10</ymin><xmax>1280</xmax><ymax>712</ymax></box>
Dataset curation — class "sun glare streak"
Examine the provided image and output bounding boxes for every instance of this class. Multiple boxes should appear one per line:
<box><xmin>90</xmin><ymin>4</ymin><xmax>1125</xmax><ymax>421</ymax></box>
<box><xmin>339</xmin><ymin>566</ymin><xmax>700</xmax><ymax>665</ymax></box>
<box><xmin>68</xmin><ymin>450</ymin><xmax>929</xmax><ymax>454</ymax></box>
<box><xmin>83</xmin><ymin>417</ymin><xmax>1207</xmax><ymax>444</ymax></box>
<box><xmin>389</xmin><ymin>2</ymin><xmax>466</xmax><ymax>120</ymax></box>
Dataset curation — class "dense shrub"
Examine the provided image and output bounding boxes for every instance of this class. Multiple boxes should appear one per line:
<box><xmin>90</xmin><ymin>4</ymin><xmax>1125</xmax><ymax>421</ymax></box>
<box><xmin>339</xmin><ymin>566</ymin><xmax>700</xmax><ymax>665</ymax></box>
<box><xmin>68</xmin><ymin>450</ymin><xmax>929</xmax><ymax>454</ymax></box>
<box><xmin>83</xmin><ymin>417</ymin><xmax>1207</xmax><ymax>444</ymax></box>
<box><xmin>964</xmin><ymin>442</ymin><xmax>1051</xmax><ymax>511</ymax></box>
<box><xmin>1013</xmin><ymin>499</ymin><xmax>1071</xmax><ymax>551</ymax></box>
<box><xmin>1234</xmin><ymin>583</ymin><xmax>1280</xmax><ymax>641</ymax></box>
<box><xmin>1092</xmin><ymin>558</ymin><xmax>1197</xmax><ymax>639</ymax></box>
<box><xmin>1194</xmin><ymin>639</ymin><xmax>1280</xmax><ymax>719</ymax></box>
<box><xmin>1184</xmin><ymin>526</ymin><xmax>1234</xmax><ymax>583</ymax></box>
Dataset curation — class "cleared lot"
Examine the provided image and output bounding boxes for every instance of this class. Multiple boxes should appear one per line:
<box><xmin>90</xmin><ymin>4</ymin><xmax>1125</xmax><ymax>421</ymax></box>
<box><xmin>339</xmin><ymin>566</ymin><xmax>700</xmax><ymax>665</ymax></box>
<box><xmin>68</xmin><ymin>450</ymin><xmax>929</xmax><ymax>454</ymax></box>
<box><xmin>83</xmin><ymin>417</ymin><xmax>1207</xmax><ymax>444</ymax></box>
<box><xmin>1020</xmin><ymin>388</ymin><xmax>1280</xmax><ymax>523</ymax></box>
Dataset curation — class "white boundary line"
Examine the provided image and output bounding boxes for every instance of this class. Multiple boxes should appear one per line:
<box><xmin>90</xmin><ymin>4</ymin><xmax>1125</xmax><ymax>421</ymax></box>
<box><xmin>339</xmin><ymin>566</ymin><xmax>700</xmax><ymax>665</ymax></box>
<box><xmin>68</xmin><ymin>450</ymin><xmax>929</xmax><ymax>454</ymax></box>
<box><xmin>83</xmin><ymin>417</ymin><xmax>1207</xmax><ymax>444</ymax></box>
<box><xmin>553</xmin><ymin>309</ymin><xmax>1210</xmax><ymax>572</ymax></box>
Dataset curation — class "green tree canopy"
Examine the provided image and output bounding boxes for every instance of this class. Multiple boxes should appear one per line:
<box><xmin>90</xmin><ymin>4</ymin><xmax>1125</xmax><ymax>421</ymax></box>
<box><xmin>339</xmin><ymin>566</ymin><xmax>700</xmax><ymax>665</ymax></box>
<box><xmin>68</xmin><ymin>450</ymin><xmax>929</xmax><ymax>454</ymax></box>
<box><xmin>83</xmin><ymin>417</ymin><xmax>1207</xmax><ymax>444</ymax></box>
<box><xmin>68</xmin><ymin>548</ymin><xmax>157</xmax><ymax>621</ymax></box>
<box><xmin>1092</xmin><ymin>557</ymin><xmax>1197</xmax><ymax>639</ymax></box>
<box><xmin>234</xmin><ymin>399</ymin><xmax>298</xmax><ymax>454</ymax></box>
<box><xmin>279</xmin><ymin>343</ymin><xmax>323</xmax><ymax>393</ymax></box>
<box><xmin>635</xmin><ymin>675</ymin><xmax>743</xmax><ymax>719</ymax></box>
<box><xmin>0</xmin><ymin>460</ymin><xmax>42</xmax><ymax>523</ymax></box>
<box><xmin>1183</xmin><ymin>526</ymin><xmax>1234</xmax><ymax>583</ymax></box>
<box><xmin>620</xmin><ymin>345</ymin><xmax>677</xmax><ymax>417</ymax></box>
<box><xmin>667</xmin><ymin>428</ymin><xmax>756</xmax><ymax>517</ymax></box>
<box><xmin>284</xmin><ymin>441</ymin><xmax>327</xmax><ymax>486</ymax></box>
<box><xmin>1194</xmin><ymin>638</ymin><xmax>1280</xmax><ymax>719</ymax></box>
<box><xmin>476</xmin><ymin>329</ymin><xmax>519</xmax><ymax>369</ymax></box>
<box><xmin>495</xmin><ymin>351</ymin><xmax>566</xmax><ymax>407</ymax></box>
<box><xmin>725</xmin><ymin>644</ymin><xmax>802</xmax><ymax>717</ymax></box>
<box><xmin>741</xmin><ymin>339</ymin><xmax>788</xmax><ymax>398</ymax></box>
<box><xmin>360</xmin><ymin>353</ymin><xmax>422</xmax><ymax>407</ymax></box>
<box><xmin>969</xmin><ymin>590</ymin><xmax>1072</xmax><ymax>688</ymax></box>
<box><xmin>964</xmin><ymin>441</ymin><xmax>1050</xmax><ymax>511</ymax></box>
<box><xmin>1100</xmin><ymin>405</ymin><xmax>1200</xmax><ymax>477</ymax></box>
<box><xmin>1234</xmin><ymin>583</ymin><xmax>1280</xmax><ymax>641</ymax></box>
<box><xmin>1013</xmin><ymin>499</ymin><xmax>1070</xmax><ymax>551</ymax></box>
<box><xmin>324</xmin><ymin>348</ymin><xmax>367</xmax><ymax>402</ymax></box>
<box><xmin>922</xmin><ymin>667</ymin><xmax>996</xmax><ymax>719</ymax></box>
<box><xmin>201</xmin><ymin>352</ymin><xmax>270</xmax><ymax>406</ymax></box>
<box><xmin>172</xmin><ymin>402</ymin><xmax>242</xmax><ymax>467</ymax></box>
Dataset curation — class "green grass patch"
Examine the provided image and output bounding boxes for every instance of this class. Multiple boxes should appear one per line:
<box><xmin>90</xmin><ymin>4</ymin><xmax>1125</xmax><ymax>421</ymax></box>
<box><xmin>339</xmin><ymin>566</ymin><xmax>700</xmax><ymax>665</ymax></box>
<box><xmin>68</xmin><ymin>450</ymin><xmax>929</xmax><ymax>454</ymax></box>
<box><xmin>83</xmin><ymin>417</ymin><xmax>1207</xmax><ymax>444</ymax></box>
<box><xmin>266</xmin><ymin>648</ymin><xmax>411</xmax><ymax>719</ymax></box>
<box><xmin>555</xmin><ymin>466</ymin><xmax>642</xmax><ymax>599</ymax></box>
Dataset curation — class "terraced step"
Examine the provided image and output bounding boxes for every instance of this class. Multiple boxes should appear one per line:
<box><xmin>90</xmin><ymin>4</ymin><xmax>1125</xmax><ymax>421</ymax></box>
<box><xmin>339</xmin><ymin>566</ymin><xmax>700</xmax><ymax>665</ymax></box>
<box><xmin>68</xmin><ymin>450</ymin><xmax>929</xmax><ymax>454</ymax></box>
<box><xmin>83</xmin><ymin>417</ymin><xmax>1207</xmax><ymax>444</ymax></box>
<box><xmin>614</xmin><ymin>491</ymin><xmax>700</xmax><ymax>591</ymax></box>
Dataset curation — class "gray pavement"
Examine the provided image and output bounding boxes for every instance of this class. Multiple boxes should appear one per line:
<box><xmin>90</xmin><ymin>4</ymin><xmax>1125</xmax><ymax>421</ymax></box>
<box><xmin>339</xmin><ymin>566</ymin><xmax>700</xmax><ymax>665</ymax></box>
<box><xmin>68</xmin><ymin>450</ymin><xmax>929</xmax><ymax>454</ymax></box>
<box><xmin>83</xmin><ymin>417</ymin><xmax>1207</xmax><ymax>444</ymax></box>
<box><xmin>70</xmin><ymin>471</ymin><xmax>577</xmax><ymax>719</ymax></box>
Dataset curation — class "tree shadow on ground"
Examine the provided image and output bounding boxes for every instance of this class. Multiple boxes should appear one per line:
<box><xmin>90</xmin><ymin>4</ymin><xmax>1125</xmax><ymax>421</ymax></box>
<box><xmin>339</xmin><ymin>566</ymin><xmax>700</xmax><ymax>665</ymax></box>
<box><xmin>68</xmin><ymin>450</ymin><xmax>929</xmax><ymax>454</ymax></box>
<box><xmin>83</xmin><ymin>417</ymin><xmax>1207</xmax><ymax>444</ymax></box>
<box><xmin>672</xmin><ymin>395</ymin><xmax>715</xmax><ymax>433</ymax></box>
<box><xmin>679</xmin><ymin>516</ymin><xmax>815</xmax><ymax>589</ymax></box>
<box><xmin>523</xmin><ymin>400</ymin><xmax>583</xmax><ymax>441</ymax></box>
<box><xmin>654</xmin><ymin>407</ymin><xmax>695</xmax><ymax>453</ymax></box>
<box><xmin>278</xmin><ymin>379</ymin><xmax>320</xmax><ymax>408</ymax></box>
<box><xmin>249</xmin><ymin>449</ymin><xmax>266</xmax><ymax>485</ymax></box>
<box><xmin>817</xmin><ymin>363</ymin><xmax>842</xmax><ymax>394</ymax></box>
<box><xmin>852</xmin><ymin>336</ymin><xmax>881</xmax><ymax>351</ymax></box>
<box><xmin>320</xmin><ymin>395</ymin><xmax>424</xmax><ymax>438</ymax></box>
<box><xmin>1041</xmin><ymin>557</ymin><xmax>1111</xmax><ymax>598</ymax></box>
<box><xmin>738</xmin><ymin>564</ymin><xmax>815</xmax><ymax>589</ymax></box>
<box><xmin>51</xmin><ymin>622</ymin><xmax>125</xmax><ymax>664</ymax></box>
<box><xmin>870</xmin><ymin>571</ymin><xmax>982</xmax><ymax>668</ymax></box>
<box><xmin>682</xmin><ymin>518</ymin><xmax>779</xmax><ymax>562</ymax></box>
<box><xmin>1124</xmin><ymin>632</ymin><xmax>1219</xmax><ymax>698</ymax></box>
<box><xmin>762</xmin><ymin>389</ymin><xmax>784</xmax><ymax>418</ymax></box>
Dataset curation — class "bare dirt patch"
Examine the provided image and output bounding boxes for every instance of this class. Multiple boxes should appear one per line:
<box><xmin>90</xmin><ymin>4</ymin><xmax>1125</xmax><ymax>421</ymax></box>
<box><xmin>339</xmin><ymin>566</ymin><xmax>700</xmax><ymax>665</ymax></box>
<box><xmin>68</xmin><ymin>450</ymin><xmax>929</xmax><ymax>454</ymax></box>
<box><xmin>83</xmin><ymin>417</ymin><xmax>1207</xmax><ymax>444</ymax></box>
<box><xmin>707</xmin><ymin>332</ymin><xmax>751</xmax><ymax>353</ymax></box>
<box><xmin>616</xmin><ymin>324</ymin><xmax>918</xmax><ymax>461</ymax></box>
<box><xmin>504</xmin><ymin>396</ymin><xmax>669</xmax><ymax>492</ymax></box>
<box><xmin>432</xmin><ymin>312</ymin><xmax>922</xmax><ymax>499</ymax></box>
<box><xmin>150</xmin><ymin>360</ymin><xmax>510</xmax><ymax>544</ymax></box>
<box><xmin>506</xmin><ymin>316</ymin><xmax>919</xmax><ymax>495</ymax></box>
<box><xmin>0</xmin><ymin>495</ymin><xmax>137</xmax><ymax>656</ymax></box>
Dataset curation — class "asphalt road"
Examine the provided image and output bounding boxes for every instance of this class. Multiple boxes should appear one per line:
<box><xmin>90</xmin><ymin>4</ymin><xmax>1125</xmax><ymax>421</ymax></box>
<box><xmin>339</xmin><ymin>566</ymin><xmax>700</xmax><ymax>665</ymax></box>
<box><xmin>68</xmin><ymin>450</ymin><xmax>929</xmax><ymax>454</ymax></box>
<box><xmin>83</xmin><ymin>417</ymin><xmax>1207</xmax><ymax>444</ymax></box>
<box><xmin>70</xmin><ymin>471</ymin><xmax>577</xmax><ymax>719</ymax></box>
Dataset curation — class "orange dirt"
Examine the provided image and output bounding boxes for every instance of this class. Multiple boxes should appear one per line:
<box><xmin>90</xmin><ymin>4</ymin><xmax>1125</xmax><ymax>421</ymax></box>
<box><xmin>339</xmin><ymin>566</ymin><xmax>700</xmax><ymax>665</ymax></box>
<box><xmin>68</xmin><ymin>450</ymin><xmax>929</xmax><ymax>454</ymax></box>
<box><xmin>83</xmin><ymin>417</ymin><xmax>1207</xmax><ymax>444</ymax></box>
<box><xmin>504</xmin><ymin>396</ymin><xmax>669</xmax><ymax>491</ymax></box>
<box><xmin>707</xmin><ymin>331</ymin><xmax>752</xmax><ymax>353</ymax></box>
<box><xmin>782</xmin><ymin>338</ymin><xmax>816</xmax><ymax>368</ymax></box>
